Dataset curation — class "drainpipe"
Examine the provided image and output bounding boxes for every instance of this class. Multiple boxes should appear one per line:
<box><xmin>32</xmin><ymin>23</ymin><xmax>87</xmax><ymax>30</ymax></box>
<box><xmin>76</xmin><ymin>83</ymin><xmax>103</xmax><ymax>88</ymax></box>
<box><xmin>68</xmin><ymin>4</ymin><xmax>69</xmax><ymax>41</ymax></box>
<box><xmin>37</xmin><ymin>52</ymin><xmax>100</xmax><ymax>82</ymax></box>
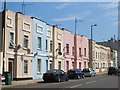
<box><xmin>2</xmin><ymin>0</ymin><xmax>6</xmax><ymax>74</ymax></box>
<box><xmin>52</xmin><ymin>25</ymin><xmax>55</xmax><ymax>69</ymax></box>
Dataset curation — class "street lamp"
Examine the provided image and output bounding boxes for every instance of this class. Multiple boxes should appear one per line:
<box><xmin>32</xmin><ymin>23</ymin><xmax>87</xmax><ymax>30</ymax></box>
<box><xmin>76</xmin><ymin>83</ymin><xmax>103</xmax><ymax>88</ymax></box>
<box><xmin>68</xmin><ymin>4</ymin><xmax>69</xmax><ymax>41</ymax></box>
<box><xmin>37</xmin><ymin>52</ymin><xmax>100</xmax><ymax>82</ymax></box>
<box><xmin>74</xmin><ymin>18</ymin><xmax>83</xmax><ymax>69</ymax></box>
<box><xmin>90</xmin><ymin>24</ymin><xmax>97</xmax><ymax>69</ymax></box>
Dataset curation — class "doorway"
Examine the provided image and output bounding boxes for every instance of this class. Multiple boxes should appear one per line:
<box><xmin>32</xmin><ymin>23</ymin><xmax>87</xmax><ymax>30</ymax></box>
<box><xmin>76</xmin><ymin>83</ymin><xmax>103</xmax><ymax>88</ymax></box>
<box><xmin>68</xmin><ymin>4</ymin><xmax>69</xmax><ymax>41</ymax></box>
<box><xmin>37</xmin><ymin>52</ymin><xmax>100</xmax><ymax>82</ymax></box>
<box><xmin>8</xmin><ymin>58</ymin><xmax>14</xmax><ymax>80</ymax></box>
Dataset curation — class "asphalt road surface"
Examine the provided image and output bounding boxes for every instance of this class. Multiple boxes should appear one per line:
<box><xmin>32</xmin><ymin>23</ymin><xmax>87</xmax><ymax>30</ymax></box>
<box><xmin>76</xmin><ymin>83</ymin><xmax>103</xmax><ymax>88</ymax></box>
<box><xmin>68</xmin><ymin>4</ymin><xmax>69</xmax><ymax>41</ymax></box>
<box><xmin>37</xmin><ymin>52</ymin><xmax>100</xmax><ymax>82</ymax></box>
<box><xmin>3</xmin><ymin>74</ymin><xmax>119</xmax><ymax>88</ymax></box>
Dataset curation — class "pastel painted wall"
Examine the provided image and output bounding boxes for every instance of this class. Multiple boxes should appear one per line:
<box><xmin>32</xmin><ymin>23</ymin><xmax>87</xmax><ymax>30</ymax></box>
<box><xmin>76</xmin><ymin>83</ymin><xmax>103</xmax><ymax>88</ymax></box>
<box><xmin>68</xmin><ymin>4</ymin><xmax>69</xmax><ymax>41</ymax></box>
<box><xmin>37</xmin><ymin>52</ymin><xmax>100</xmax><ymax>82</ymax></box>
<box><xmin>32</xmin><ymin>17</ymin><xmax>49</xmax><ymax>79</ymax></box>
<box><xmin>76</xmin><ymin>35</ymin><xmax>89</xmax><ymax>70</ymax></box>
<box><xmin>53</xmin><ymin>26</ymin><xmax>64</xmax><ymax>70</ymax></box>
<box><xmin>63</xmin><ymin>29</ymin><xmax>74</xmax><ymax>72</ymax></box>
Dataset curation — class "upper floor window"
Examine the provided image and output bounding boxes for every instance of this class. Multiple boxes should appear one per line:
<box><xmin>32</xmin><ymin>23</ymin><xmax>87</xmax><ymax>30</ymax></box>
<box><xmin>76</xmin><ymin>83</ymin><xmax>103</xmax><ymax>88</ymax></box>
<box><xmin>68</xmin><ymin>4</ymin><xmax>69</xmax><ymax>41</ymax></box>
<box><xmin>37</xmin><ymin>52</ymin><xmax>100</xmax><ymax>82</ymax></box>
<box><xmin>23</xmin><ymin>35</ymin><xmax>29</xmax><ymax>48</ymax></box>
<box><xmin>72</xmin><ymin>47</ymin><xmax>74</xmax><ymax>56</ymax></box>
<box><xmin>38</xmin><ymin>37</ymin><xmax>42</xmax><ymax>50</ymax></box>
<box><xmin>9</xmin><ymin>32</ymin><xmax>15</xmax><ymax>47</ymax></box>
<box><xmin>46</xmin><ymin>39</ymin><xmax>48</xmax><ymax>51</ymax></box>
<box><xmin>58</xmin><ymin>43</ymin><xmax>61</xmax><ymax>52</ymax></box>
<box><xmin>50</xmin><ymin>41</ymin><xmax>53</xmax><ymax>52</ymax></box>
<box><xmin>36</xmin><ymin>24</ymin><xmax>43</xmax><ymax>34</ymax></box>
<box><xmin>7</xmin><ymin>16</ymin><xmax>12</xmax><ymax>28</ymax></box>
<box><xmin>84</xmin><ymin>48</ymin><xmax>86</xmax><ymax>56</ymax></box>
<box><xmin>57</xmin><ymin>33</ymin><xmax>62</xmax><ymax>40</ymax></box>
<box><xmin>66</xmin><ymin>44</ymin><xmax>69</xmax><ymax>55</ymax></box>
<box><xmin>79</xmin><ymin>48</ymin><xmax>81</xmax><ymax>57</ymax></box>
<box><xmin>23</xmin><ymin>21</ymin><xmax>31</xmax><ymax>32</ymax></box>
<box><xmin>47</xmin><ymin>29</ymin><xmax>51</xmax><ymax>37</ymax></box>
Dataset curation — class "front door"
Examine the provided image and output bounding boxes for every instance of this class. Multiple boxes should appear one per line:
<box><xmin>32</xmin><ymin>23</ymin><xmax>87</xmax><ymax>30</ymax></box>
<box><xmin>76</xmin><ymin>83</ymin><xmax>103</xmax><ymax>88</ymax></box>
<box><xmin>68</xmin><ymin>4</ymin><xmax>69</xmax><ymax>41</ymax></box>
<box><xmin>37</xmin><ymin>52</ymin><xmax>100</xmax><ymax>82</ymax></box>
<box><xmin>8</xmin><ymin>59</ymin><xmax>14</xmax><ymax>80</ymax></box>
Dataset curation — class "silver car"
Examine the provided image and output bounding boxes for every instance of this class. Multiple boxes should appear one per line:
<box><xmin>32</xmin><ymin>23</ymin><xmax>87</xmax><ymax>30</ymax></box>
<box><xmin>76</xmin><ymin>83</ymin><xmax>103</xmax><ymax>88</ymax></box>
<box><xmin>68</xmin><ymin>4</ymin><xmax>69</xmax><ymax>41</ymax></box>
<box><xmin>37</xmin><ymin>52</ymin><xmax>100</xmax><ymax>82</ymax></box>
<box><xmin>82</xmin><ymin>68</ymin><xmax>96</xmax><ymax>77</ymax></box>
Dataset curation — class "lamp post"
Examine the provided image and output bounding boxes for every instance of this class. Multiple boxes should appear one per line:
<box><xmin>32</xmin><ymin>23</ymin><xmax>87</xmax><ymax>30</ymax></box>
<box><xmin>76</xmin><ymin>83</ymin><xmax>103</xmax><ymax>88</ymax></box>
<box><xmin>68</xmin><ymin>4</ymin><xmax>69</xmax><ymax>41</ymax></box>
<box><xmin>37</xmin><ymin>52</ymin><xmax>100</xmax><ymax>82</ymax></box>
<box><xmin>89</xmin><ymin>24</ymin><xmax>97</xmax><ymax>69</ymax></box>
<box><xmin>74</xmin><ymin>18</ymin><xmax>83</xmax><ymax>69</ymax></box>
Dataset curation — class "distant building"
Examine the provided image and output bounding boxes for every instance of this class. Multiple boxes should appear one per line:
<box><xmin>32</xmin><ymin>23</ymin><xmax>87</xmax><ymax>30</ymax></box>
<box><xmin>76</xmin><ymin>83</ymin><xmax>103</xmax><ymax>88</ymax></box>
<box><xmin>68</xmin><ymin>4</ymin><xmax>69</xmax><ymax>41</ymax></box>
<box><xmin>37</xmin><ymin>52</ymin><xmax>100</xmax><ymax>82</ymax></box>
<box><xmin>97</xmin><ymin>38</ymin><xmax>118</xmax><ymax>51</ymax></box>
<box><xmin>89</xmin><ymin>40</ymin><xmax>111</xmax><ymax>74</ymax></box>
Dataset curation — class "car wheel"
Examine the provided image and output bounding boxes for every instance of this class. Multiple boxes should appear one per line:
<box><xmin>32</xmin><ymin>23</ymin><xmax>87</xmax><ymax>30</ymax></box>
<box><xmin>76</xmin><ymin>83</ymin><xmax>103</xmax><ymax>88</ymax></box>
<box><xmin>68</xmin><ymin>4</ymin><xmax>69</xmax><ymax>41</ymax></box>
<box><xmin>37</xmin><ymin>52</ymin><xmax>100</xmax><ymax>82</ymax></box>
<box><xmin>82</xmin><ymin>75</ymin><xmax>85</xmax><ymax>79</ymax></box>
<box><xmin>66</xmin><ymin>77</ymin><xmax>69</xmax><ymax>81</ymax></box>
<box><xmin>77</xmin><ymin>76</ymin><xmax>81</xmax><ymax>79</ymax></box>
<box><xmin>44</xmin><ymin>80</ymin><xmax>47</xmax><ymax>83</ymax></box>
<box><xmin>57</xmin><ymin>76</ymin><xmax>61</xmax><ymax>82</ymax></box>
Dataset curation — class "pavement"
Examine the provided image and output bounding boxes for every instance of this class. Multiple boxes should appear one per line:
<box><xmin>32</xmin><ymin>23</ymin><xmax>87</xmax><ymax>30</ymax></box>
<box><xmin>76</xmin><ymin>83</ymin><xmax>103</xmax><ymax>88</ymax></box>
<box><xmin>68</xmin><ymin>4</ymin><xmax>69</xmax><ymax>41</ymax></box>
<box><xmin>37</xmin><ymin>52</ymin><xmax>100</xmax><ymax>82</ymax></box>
<box><xmin>1</xmin><ymin>72</ymin><xmax>107</xmax><ymax>88</ymax></box>
<box><xmin>1</xmin><ymin>78</ymin><xmax>43</xmax><ymax>88</ymax></box>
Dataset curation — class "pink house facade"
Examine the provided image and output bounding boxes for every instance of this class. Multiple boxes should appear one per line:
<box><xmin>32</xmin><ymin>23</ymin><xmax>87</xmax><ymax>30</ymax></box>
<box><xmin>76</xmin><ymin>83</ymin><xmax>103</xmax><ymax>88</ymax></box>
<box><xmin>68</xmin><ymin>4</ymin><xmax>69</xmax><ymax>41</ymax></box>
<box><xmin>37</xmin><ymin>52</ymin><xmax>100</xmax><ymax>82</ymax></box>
<box><xmin>76</xmin><ymin>35</ymin><xmax>89</xmax><ymax>70</ymax></box>
<box><xmin>63</xmin><ymin>29</ymin><xmax>75</xmax><ymax>72</ymax></box>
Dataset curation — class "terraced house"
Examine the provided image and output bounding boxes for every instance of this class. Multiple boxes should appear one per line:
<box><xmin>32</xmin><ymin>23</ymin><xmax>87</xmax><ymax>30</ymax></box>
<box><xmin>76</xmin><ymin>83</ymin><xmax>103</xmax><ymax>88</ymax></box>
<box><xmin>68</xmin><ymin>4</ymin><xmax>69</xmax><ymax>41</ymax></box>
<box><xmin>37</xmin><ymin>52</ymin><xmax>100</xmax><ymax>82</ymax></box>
<box><xmin>0</xmin><ymin>10</ymin><xmax>33</xmax><ymax>80</ymax></box>
<box><xmin>75</xmin><ymin>35</ymin><xmax>89</xmax><ymax>70</ymax></box>
<box><xmin>63</xmin><ymin>29</ymin><xmax>75</xmax><ymax>72</ymax></box>
<box><xmin>49</xmin><ymin>25</ymin><xmax>64</xmax><ymax>70</ymax></box>
<box><xmin>32</xmin><ymin>17</ymin><xmax>49</xmax><ymax>79</ymax></box>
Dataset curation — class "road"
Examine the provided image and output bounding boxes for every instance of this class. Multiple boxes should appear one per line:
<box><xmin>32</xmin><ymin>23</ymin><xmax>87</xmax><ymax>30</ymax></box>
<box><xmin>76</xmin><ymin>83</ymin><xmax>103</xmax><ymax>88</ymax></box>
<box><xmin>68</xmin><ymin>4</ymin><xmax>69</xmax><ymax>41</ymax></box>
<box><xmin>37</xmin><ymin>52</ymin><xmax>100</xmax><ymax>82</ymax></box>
<box><xmin>3</xmin><ymin>74</ymin><xmax>119</xmax><ymax>88</ymax></box>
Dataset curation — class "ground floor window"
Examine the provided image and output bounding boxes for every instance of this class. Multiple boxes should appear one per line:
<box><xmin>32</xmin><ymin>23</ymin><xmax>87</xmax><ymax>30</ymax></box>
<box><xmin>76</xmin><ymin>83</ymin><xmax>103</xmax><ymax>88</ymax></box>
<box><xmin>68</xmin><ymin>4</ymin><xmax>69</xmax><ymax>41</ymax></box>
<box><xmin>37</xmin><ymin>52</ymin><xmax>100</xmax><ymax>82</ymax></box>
<box><xmin>50</xmin><ymin>61</ymin><xmax>52</xmax><ymax>70</ymax></box>
<box><xmin>66</xmin><ymin>61</ymin><xmax>69</xmax><ymax>71</ymax></box>
<box><xmin>58</xmin><ymin>61</ymin><xmax>61</xmax><ymax>70</ymax></box>
<box><xmin>72</xmin><ymin>62</ymin><xmax>74</xmax><ymax>69</ymax></box>
<box><xmin>46</xmin><ymin>60</ymin><xmax>48</xmax><ymax>71</ymax></box>
<box><xmin>37</xmin><ymin>59</ymin><xmax>41</xmax><ymax>73</ymax></box>
<box><xmin>24</xmin><ymin>60</ymin><xmax>28</xmax><ymax>74</ymax></box>
<box><xmin>79</xmin><ymin>62</ymin><xmax>81</xmax><ymax>69</ymax></box>
<box><xmin>84</xmin><ymin>61</ymin><xmax>86</xmax><ymax>69</ymax></box>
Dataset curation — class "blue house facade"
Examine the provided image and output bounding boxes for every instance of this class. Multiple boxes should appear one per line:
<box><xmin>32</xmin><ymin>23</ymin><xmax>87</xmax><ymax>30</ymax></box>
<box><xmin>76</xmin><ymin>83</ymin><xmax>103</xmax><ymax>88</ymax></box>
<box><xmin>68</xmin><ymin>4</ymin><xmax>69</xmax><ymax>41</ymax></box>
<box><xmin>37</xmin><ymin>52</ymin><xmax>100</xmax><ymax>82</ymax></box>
<box><xmin>32</xmin><ymin>17</ymin><xmax>49</xmax><ymax>79</ymax></box>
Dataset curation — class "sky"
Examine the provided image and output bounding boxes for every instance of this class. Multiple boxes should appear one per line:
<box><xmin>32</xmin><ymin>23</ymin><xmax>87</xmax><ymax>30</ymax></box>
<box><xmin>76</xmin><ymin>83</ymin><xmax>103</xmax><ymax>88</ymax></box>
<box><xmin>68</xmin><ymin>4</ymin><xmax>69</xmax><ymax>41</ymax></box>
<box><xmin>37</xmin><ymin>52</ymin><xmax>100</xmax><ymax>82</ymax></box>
<box><xmin>0</xmin><ymin>1</ymin><xmax>118</xmax><ymax>42</ymax></box>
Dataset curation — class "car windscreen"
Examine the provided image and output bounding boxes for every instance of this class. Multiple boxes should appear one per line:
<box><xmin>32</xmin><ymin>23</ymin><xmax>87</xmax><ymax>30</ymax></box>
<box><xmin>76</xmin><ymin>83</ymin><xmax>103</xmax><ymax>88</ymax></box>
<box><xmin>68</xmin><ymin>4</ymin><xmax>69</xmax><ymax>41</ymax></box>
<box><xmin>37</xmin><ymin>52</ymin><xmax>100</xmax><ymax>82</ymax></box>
<box><xmin>82</xmin><ymin>69</ymin><xmax>90</xmax><ymax>72</ymax></box>
<box><xmin>67</xmin><ymin>70</ymin><xmax>76</xmax><ymax>74</ymax></box>
<box><xmin>46</xmin><ymin>70</ymin><xmax>57</xmax><ymax>74</ymax></box>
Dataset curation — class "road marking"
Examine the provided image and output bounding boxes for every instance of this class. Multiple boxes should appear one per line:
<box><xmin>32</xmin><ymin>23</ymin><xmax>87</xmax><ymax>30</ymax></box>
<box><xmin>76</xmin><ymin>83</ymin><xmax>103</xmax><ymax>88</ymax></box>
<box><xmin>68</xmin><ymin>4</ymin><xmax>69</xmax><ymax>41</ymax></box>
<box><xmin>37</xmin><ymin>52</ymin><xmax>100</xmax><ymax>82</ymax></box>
<box><xmin>70</xmin><ymin>84</ymin><xmax>83</xmax><ymax>88</ymax></box>
<box><xmin>85</xmin><ymin>80</ymin><xmax>96</xmax><ymax>84</ymax></box>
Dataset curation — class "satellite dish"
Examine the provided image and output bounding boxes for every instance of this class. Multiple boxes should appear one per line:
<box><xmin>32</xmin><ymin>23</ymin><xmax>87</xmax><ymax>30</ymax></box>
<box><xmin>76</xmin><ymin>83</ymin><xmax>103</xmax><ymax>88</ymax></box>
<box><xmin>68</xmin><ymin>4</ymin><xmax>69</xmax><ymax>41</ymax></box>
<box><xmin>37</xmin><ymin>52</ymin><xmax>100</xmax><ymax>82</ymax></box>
<box><xmin>58</xmin><ymin>52</ymin><xmax>62</xmax><ymax>55</ymax></box>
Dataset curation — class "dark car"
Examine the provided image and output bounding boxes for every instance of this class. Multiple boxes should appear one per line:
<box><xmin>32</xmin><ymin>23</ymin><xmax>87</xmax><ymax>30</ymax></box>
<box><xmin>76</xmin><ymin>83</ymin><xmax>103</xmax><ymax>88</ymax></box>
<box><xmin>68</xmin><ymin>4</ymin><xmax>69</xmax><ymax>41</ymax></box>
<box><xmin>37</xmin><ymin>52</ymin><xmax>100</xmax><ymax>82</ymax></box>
<box><xmin>67</xmin><ymin>69</ymin><xmax>84</xmax><ymax>79</ymax></box>
<box><xmin>43</xmin><ymin>69</ymin><xmax>69</xmax><ymax>83</ymax></box>
<box><xmin>108</xmin><ymin>67</ymin><xmax>118</xmax><ymax>75</ymax></box>
<box><xmin>82</xmin><ymin>68</ymin><xmax>96</xmax><ymax>77</ymax></box>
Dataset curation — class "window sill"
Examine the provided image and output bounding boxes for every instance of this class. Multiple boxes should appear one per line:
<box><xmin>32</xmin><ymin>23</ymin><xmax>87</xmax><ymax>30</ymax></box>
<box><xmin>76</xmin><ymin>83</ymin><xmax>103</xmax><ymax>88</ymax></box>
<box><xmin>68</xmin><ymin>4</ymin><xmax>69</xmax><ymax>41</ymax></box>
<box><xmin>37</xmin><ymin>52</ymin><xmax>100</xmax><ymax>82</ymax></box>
<box><xmin>37</xmin><ymin>48</ymin><xmax>42</xmax><ymax>51</ymax></box>
<box><xmin>37</xmin><ymin>72</ymin><xmax>42</xmax><ymax>75</ymax></box>
<box><xmin>23</xmin><ymin>47</ymin><xmax>28</xmax><ymax>50</ymax></box>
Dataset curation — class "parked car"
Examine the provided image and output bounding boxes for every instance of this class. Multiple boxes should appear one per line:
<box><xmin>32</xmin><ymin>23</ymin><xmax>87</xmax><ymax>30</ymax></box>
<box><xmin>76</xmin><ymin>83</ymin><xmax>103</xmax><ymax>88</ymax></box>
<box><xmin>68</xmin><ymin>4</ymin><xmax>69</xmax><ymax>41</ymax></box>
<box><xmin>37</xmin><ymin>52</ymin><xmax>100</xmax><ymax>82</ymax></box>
<box><xmin>0</xmin><ymin>74</ymin><xmax>5</xmax><ymax>81</ymax></box>
<box><xmin>67</xmin><ymin>69</ymin><xmax>84</xmax><ymax>79</ymax></box>
<box><xmin>82</xmin><ymin>68</ymin><xmax>96</xmax><ymax>77</ymax></box>
<box><xmin>108</xmin><ymin>67</ymin><xmax>118</xmax><ymax>75</ymax></box>
<box><xmin>43</xmin><ymin>69</ymin><xmax>69</xmax><ymax>83</ymax></box>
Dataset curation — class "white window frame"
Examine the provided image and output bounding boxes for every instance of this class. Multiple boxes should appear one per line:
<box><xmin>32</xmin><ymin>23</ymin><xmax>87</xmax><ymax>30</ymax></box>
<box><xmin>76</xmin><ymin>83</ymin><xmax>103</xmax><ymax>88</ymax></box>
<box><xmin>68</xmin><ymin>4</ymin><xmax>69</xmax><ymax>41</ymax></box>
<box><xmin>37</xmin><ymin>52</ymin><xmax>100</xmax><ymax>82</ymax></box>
<box><xmin>23</xmin><ymin>34</ymin><xmax>29</xmax><ymax>49</ymax></box>
<box><xmin>47</xmin><ymin>30</ymin><xmax>51</xmax><ymax>37</ymax></box>
<box><xmin>23</xmin><ymin>60</ymin><xmax>28</xmax><ymax>74</ymax></box>
<box><xmin>9</xmin><ymin>31</ymin><xmax>15</xmax><ymax>47</ymax></box>
<box><xmin>36</xmin><ymin>24</ymin><xmax>43</xmax><ymax>34</ymax></box>
<box><xmin>37</xmin><ymin>59</ymin><xmax>41</xmax><ymax>74</ymax></box>
<box><xmin>23</xmin><ymin>21</ymin><xmax>31</xmax><ymax>32</ymax></box>
<box><xmin>57</xmin><ymin>32</ymin><xmax>62</xmax><ymax>40</ymax></box>
<box><xmin>7</xmin><ymin>16</ymin><xmax>13</xmax><ymax>28</ymax></box>
<box><xmin>37</xmin><ymin>37</ymin><xmax>42</xmax><ymax>50</ymax></box>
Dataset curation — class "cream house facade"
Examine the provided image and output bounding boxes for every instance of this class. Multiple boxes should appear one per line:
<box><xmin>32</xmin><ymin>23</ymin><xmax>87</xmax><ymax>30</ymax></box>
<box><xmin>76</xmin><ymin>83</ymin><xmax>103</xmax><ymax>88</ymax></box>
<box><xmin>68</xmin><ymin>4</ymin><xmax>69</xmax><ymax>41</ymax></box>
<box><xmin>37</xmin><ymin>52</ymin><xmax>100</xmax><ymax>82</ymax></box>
<box><xmin>90</xmin><ymin>40</ymin><xmax>110</xmax><ymax>74</ymax></box>
<box><xmin>47</xmin><ymin>24</ymin><xmax>54</xmax><ymax>70</ymax></box>
<box><xmin>0</xmin><ymin>10</ymin><xmax>33</xmax><ymax>80</ymax></box>
<box><xmin>50</xmin><ymin>26</ymin><xmax>64</xmax><ymax>70</ymax></box>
